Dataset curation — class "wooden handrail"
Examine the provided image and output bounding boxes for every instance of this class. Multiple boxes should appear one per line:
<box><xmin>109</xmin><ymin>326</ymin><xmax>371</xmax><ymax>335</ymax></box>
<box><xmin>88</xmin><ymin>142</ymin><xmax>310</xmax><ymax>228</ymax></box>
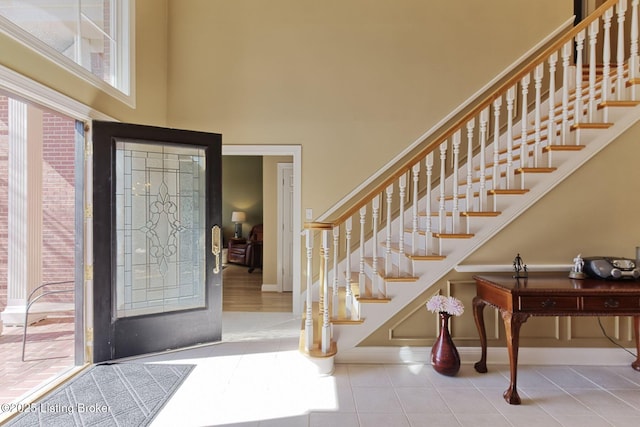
<box><xmin>322</xmin><ymin>0</ymin><xmax>620</xmax><ymax>226</ymax></box>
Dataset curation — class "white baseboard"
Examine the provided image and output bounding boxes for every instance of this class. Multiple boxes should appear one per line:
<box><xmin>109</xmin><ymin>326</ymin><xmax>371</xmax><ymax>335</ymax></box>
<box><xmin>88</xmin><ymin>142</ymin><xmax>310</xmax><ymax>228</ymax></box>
<box><xmin>261</xmin><ymin>283</ymin><xmax>279</xmax><ymax>292</ymax></box>
<box><xmin>335</xmin><ymin>346</ymin><xmax>638</xmax><ymax>367</ymax></box>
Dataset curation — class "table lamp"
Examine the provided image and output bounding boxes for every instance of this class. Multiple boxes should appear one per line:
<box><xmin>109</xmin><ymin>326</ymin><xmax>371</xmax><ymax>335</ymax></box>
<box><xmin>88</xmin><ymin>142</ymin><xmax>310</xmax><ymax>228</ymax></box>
<box><xmin>231</xmin><ymin>211</ymin><xmax>246</xmax><ymax>238</ymax></box>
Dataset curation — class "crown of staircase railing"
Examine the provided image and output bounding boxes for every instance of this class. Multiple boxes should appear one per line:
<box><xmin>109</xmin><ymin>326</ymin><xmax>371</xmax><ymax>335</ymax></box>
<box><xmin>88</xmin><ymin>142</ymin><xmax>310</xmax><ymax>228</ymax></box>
<box><xmin>302</xmin><ymin>0</ymin><xmax>636</xmax><ymax>358</ymax></box>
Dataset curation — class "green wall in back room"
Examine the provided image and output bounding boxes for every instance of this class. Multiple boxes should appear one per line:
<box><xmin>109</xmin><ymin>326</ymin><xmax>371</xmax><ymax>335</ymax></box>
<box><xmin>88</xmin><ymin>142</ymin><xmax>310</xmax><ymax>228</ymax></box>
<box><xmin>222</xmin><ymin>156</ymin><xmax>263</xmax><ymax>245</ymax></box>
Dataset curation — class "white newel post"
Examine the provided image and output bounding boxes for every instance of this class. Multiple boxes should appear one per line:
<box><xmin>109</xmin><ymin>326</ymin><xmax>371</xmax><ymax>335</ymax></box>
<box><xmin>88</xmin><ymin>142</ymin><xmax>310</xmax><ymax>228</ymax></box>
<box><xmin>2</xmin><ymin>100</ymin><xmax>44</xmax><ymax>327</ymax></box>
<box><xmin>304</xmin><ymin>228</ymin><xmax>314</xmax><ymax>352</ymax></box>
<box><xmin>321</xmin><ymin>229</ymin><xmax>330</xmax><ymax>353</ymax></box>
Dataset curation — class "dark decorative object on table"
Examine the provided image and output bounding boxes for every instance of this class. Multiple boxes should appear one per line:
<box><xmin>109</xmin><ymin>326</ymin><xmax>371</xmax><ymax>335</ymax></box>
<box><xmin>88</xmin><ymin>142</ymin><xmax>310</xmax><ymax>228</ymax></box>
<box><xmin>513</xmin><ymin>253</ymin><xmax>528</xmax><ymax>278</ymax></box>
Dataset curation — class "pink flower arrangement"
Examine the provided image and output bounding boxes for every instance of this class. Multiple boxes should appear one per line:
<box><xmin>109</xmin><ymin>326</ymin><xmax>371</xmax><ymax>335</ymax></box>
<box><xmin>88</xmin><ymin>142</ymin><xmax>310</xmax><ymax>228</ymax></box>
<box><xmin>426</xmin><ymin>295</ymin><xmax>464</xmax><ymax>316</ymax></box>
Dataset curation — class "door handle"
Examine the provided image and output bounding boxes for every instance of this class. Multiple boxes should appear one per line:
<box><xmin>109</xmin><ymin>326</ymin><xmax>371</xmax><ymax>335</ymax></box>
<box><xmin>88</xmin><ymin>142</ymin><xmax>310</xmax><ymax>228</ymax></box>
<box><xmin>212</xmin><ymin>225</ymin><xmax>221</xmax><ymax>274</ymax></box>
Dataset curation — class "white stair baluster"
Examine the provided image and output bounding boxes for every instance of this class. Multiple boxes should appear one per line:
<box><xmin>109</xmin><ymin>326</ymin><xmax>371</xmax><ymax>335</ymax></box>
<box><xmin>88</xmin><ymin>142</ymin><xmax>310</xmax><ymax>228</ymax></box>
<box><xmin>385</xmin><ymin>184</ymin><xmax>393</xmax><ymax>277</ymax></box>
<box><xmin>588</xmin><ymin>19</ymin><xmax>599</xmax><ymax>122</ymax></box>
<box><xmin>519</xmin><ymin>74</ymin><xmax>530</xmax><ymax>170</ymax></box>
<box><xmin>506</xmin><ymin>86</ymin><xmax>516</xmax><ymax>189</ymax></box>
<box><xmin>465</xmin><ymin>118</ymin><xmax>475</xmax><ymax>215</ymax></box>
<box><xmin>617</xmin><ymin>0</ymin><xmax>628</xmax><ymax>100</ymax></box>
<box><xmin>547</xmin><ymin>52</ymin><xmax>558</xmax><ymax>152</ymax></box>
<box><xmin>321</xmin><ymin>229</ymin><xmax>330</xmax><ymax>354</ymax></box>
<box><xmin>533</xmin><ymin>63</ymin><xmax>544</xmax><ymax>167</ymax></box>
<box><xmin>438</xmin><ymin>140</ymin><xmax>447</xmax><ymax>238</ymax></box>
<box><xmin>560</xmin><ymin>40</ymin><xmax>572</xmax><ymax>147</ymax></box>
<box><xmin>451</xmin><ymin>130</ymin><xmax>461</xmax><ymax>234</ymax></box>
<box><xmin>603</xmin><ymin>8</ymin><xmax>614</xmax><ymax>109</ymax></box>
<box><xmin>478</xmin><ymin>107</ymin><xmax>489</xmax><ymax>212</ymax></box>
<box><xmin>630</xmin><ymin>0</ymin><xmax>639</xmax><ymax>99</ymax></box>
<box><xmin>398</xmin><ymin>173</ymin><xmax>408</xmax><ymax>275</ymax></box>
<box><xmin>358</xmin><ymin>206</ymin><xmax>366</xmax><ymax>298</ymax></box>
<box><xmin>425</xmin><ymin>153</ymin><xmax>434</xmax><ymax>255</ymax></box>
<box><xmin>372</xmin><ymin>195</ymin><xmax>381</xmax><ymax>297</ymax></box>
<box><xmin>304</xmin><ymin>228</ymin><xmax>314</xmax><ymax>352</ymax></box>
<box><xmin>574</xmin><ymin>29</ymin><xmax>586</xmax><ymax>127</ymax></box>
<box><xmin>492</xmin><ymin>97</ymin><xmax>502</xmax><ymax>192</ymax></box>
<box><xmin>332</xmin><ymin>225</ymin><xmax>340</xmax><ymax>319</ymax></box>
<box><xmin>411</xmin><ymin>163</ymin><xmax>420</xmax><ymax>256</ymax></box>
<box><xmin>345</xmin><ymin>217</ymin><xmax>353</xmax><ymax>318</ymax></box>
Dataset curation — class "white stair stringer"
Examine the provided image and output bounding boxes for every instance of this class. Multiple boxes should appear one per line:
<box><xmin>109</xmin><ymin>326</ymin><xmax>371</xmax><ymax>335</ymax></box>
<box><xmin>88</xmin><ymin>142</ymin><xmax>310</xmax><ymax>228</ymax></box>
<box><xmin>332</xmin><ymin>102</ymin><xmax>640</xmax><ymax>360</ymax></box>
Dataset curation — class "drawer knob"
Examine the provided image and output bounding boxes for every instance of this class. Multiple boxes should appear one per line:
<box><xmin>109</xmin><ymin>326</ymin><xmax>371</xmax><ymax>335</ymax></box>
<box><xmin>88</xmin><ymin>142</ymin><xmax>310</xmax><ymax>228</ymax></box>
<box><xmin>541</xmin><ymin>299</ymin><xmax>557</xmax><ymax>309</ymax></box>
<box><xmin>604</xmin><ymin>298</ymin><xmax>620</xmax><ymax>308</ymax></box>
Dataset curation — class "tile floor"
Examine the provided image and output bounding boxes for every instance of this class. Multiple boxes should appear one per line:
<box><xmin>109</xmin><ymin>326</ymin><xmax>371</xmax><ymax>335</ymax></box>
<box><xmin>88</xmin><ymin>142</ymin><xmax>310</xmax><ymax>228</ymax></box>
<box><xmin>3</xmin><ymin>312</ymin><xmax>640</xmax><ymax>426</ymax></box>
<box><xmin>137</xmin><ymin>313</ymin><xmax>640</xmax><ymax>427</ymax></box>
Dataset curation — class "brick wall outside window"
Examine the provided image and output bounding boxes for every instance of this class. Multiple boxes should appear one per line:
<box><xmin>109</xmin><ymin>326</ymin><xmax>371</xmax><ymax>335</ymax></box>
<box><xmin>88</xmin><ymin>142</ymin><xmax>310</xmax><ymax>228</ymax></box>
<box><xmin>0</xmin><ymin>96</ymin><xmax>76</xmax><ymax>311</ymax></box>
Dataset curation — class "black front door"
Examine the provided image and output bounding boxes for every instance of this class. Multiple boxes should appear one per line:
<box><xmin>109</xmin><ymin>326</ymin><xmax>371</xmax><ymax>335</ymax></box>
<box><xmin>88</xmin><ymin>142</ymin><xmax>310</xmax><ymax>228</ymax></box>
<box><xmin>91</xmin><ymin>120</ymin><xmax>222</xmax><ymax>362</ymax></box>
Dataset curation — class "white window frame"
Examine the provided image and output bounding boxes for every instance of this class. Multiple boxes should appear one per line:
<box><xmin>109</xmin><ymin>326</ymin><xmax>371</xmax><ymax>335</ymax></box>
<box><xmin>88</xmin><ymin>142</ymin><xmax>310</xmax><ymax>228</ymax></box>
<box><xmin>0</xmin><ymin>0</ymin><xmax>135</xmax><ymax>107</ymax></box>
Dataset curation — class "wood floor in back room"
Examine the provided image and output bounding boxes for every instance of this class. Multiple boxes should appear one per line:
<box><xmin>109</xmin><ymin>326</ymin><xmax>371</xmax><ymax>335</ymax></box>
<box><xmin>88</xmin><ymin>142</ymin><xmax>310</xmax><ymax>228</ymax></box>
<box><xmin>222</xmin><ymin>263</ymin><xmax>292</xmax><ymax>312</ymax></box>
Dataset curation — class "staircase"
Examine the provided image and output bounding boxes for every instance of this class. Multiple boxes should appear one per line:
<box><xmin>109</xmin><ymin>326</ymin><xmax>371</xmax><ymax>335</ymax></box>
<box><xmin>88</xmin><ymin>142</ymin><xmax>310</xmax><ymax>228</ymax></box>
<box><xmin>300</xmin><ymin>0</ymin><xmax>640</xmax><ymax>369</ymax></box>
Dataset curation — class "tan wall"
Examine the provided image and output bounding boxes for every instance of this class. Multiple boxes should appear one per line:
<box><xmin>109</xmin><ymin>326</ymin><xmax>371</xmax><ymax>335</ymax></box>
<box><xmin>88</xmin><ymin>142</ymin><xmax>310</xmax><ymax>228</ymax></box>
<box><xmin>362</xmin><ymin>120</ymin><xmax>640</xmax><ymax>347</ymax></box>
<box><xmin>165</xmin><ymin>0</ymin><xmax>573</xmax><ymax>219</ymax></box>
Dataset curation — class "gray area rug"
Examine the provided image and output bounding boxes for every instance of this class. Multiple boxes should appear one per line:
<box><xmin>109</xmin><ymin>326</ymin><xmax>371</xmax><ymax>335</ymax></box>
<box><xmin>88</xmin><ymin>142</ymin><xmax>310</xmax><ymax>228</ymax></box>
<box><xmin>6</xmin><ymin>363</ymin><xmax>194</xmax><ymax>427</ymax></box>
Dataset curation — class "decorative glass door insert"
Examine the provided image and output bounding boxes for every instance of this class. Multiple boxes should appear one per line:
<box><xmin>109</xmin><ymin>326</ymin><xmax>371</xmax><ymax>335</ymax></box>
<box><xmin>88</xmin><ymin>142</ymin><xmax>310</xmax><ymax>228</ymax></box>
<box><xmin>115</xmin><ymin>140</ymin><xmax>206</xmax><ymax>318</ymax></box>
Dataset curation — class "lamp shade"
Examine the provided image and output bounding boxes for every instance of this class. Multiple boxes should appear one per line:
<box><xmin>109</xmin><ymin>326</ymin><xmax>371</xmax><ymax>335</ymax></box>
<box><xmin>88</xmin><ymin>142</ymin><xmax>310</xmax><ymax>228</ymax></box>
<box><xmin>231</xmin><ymin>211</ymin><xmax>246</xmax><ymax>223</ymax></box>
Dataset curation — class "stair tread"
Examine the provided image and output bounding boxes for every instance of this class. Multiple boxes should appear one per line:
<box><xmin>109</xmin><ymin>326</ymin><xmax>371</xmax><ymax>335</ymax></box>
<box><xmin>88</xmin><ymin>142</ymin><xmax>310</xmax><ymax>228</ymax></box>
<box><xmin>488</xmin><ymin>189</ymin><xmax>530</xmax><ymax>195</ymax></box>
<box><xmin>570</xmin><ymin>122</ymin><xmax>613</xmax><ymax>130</ymax></box>
<box><xmin>362</xmin><ymin>257</ymin><xmax>419</xmax><ymax>281</ymax></box>
<box><xmin>543</xmin><ymin>144</ymin><xmax>585</xmax><ymax>152</ymax></box>
<box><xmin>433</xmin><ymin>233</ymin><xmax>474</xmax><ymax>239</ymax></box>
<box><xmin>515</xmin><ymin>167</ymin><xmax>557</xmax><ymax>174</ymax></box>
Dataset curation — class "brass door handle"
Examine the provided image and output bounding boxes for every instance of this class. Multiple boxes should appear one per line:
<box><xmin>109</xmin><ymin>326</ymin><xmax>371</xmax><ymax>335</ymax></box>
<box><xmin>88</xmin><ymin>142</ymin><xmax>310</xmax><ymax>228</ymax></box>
<box><xmin>212</xmin><ymin>225</ymin><xmax>221</xmax><ymax>274</ymax></box>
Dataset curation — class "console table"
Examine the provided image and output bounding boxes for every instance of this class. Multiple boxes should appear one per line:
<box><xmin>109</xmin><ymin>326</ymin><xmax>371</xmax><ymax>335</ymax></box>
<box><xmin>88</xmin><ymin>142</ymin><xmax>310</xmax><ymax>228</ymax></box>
<box><xmin>472</xmin><ymin>273</ymin><xmax>640</xmax><ymax>405</ymax></box>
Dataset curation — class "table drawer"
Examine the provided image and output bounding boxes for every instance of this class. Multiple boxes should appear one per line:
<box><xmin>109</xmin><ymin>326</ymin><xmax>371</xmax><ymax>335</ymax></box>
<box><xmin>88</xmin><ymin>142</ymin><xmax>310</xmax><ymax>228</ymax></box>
<box><xmin>519</xmin><ymin>296</ymin><xmax>579</xmax><ymax>312</ymax></box>
<box><xmin>583</xmin><ymin>296</ymin><xmax>640</xmax><ymax>311</ymax></box>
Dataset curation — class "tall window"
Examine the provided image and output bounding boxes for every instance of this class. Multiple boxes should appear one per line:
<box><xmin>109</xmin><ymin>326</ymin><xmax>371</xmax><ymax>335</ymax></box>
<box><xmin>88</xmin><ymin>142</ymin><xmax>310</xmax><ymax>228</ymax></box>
<box><xmin>0</xmin><ymin>0</ymin><xmax>131</xmax><ymax>100</ymax></box>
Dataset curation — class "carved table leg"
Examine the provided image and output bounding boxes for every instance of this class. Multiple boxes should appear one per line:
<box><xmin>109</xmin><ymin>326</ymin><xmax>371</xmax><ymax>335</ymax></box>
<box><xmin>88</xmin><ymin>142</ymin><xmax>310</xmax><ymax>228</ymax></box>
<box><xmin>473</xmin><ymin>296</ymin><xmax>488</xmax><ymax>373</ymax></box>
<box><xmin>500</xmin><ymin>310</ymin><xmax>529</xmax><ymax>405</ymax></box>
<box><xmin>633</xmin><ymin>315</ymin><xmax>640</xmax><ymax>372</ymax></box>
